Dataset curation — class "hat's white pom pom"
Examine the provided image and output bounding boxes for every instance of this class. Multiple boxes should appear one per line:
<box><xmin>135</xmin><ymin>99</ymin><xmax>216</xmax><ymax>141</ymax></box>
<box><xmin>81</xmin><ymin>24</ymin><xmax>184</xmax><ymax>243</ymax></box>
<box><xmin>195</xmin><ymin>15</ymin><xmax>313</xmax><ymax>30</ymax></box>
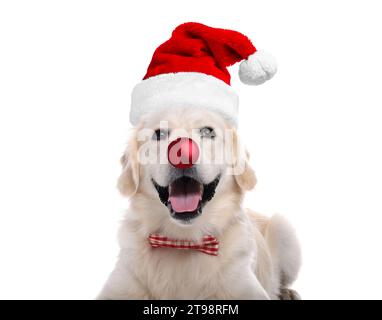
<box><xmin>239</xmin><ymin>50</ymin><xmax>277</xmax><ymax>85</ymax></box>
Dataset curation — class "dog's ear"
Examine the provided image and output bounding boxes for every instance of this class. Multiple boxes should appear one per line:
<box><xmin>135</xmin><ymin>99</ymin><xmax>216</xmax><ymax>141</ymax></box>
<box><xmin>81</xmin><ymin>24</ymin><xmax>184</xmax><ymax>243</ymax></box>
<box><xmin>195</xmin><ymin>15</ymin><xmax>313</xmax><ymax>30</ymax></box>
<box><xmin>117</xmin><ymin>128</ymin><xmax>140</xmax><ymax>197</ymax></box>
<box><xmin>234</xmin><ymin>149</ymin><xmax>257</xmax><ymax>191</ymax></box>
<box><xmin>231</xmin><ymin>128</ymin><xmax>257</xmax><ymax>191</ymax></box>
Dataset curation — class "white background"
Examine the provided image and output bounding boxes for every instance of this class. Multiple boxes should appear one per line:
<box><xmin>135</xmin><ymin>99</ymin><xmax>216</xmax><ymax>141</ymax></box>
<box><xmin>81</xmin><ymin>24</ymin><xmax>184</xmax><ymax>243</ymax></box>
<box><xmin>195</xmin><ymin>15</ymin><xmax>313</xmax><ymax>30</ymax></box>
<box><xmin>1</xmin><ymin>0</ymin><xmax>381</xmax><ymax>300</ymax></box>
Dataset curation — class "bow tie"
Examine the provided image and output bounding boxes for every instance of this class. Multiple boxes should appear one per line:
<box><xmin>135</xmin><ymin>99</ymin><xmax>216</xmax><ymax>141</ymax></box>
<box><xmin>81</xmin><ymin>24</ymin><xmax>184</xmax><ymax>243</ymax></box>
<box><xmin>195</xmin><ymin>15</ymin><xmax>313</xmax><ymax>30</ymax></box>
<box><xmin>148</xmin><ymin>234</ymin><xmax>219</xmax><ymax>256</ymax></box>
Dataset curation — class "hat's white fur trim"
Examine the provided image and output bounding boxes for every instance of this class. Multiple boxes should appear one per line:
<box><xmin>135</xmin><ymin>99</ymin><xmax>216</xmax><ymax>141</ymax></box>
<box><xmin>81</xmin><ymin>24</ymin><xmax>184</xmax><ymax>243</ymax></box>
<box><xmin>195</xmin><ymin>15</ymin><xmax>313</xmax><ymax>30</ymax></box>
<box><xmin>130</xmin><ymin>72</ymin><xmax>239</xmax><ymax>126</ymax></box>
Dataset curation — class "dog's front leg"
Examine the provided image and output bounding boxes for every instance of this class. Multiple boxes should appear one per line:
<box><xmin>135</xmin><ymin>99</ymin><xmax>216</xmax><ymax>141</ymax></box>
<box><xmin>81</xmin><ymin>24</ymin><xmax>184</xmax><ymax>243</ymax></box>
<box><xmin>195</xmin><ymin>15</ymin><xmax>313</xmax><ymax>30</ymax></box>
<box><xmin>217</xmin><ymin>266</ymin><xmax>270</xmax><ymax>300</ymax></box>
<box><xmin>231</xmin><ymin>271</ymin><xmax>270</xmax><ymax>300</ymax></box>
<box><xmin>97</xmin><ymin>258</ymin><xmax>150</xmax><ymax>300</ymax></box>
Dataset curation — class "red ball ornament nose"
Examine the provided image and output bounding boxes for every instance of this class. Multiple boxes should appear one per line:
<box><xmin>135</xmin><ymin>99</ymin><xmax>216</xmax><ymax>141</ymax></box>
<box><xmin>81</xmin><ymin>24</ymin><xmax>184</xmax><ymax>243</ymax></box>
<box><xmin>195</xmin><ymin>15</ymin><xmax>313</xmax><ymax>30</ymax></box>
<box><xmin>168</xmin><ymin>137</ymin><xmax>199</xmax><ymax>169</ymax></box>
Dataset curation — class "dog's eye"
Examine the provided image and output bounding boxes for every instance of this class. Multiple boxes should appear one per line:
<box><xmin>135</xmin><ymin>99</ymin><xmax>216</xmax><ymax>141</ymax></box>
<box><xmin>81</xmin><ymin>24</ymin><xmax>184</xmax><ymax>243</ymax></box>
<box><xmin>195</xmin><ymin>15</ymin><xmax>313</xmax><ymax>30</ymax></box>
<box><xmin>153</xmin><ymin>129</ymin><xmax>169</xmax><ymax>141</ymax></box>
<box><xmin>200</xmin><ymin>127</ymin><xmax>216</xmax><ymax>138</ymax></box>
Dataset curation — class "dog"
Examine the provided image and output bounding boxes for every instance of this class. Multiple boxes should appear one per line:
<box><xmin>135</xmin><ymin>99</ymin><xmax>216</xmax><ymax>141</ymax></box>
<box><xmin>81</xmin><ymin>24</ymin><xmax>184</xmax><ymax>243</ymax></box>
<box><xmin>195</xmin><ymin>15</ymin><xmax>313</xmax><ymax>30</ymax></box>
<box><xmin>97</xmin><ymin>105</ymin><xmax>301</xmax><ymax>300</ymax></box>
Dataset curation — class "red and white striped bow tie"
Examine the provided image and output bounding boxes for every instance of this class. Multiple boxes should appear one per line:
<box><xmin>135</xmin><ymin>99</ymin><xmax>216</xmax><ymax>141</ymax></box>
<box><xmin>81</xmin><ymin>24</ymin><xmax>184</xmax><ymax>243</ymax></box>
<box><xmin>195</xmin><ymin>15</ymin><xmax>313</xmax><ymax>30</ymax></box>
<box><xmin>148</xmin><ymin>234</ymin><xmax>219</xmax><ymax>256</ymax></box>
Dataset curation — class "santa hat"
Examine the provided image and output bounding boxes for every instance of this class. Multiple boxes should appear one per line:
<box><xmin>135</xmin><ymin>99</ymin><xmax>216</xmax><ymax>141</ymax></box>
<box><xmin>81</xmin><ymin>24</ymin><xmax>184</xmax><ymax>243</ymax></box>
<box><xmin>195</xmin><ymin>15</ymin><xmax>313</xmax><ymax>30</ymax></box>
<box><xmin>130</xmin><ymin>22</ymin><xmax>277</xmax><ymax>126</ymax></box>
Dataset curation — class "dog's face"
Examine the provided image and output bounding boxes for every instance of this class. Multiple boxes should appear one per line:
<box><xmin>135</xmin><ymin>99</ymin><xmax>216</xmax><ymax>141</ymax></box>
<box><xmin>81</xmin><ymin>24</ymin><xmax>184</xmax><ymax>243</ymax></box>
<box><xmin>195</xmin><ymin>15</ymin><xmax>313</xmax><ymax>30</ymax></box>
<box><xmin>118</xmin><ymin>106</ymin><xmax>256</xmax><ymax>234</ymax></box>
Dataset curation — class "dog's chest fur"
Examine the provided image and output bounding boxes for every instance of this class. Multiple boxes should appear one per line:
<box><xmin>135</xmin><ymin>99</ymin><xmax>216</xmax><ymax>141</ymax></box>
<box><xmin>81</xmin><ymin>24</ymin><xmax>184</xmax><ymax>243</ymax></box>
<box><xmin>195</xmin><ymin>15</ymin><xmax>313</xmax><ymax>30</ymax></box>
<box><xmin>141</xmin><ymin>249</ymin><xmax>222</xmax><ymax>299</ymax></box>
<box><xmin>122</xmin><ymin>219</ymin><xmax>257</xmax><ymax>299</ymax></box>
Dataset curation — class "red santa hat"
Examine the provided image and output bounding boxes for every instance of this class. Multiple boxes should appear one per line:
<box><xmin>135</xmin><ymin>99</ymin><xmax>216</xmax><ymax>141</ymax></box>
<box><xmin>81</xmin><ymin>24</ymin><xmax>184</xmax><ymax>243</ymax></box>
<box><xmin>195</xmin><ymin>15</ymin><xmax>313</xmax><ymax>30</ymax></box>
<box><xmin>130</xmin><ymin>22</ymin><xmax>277</xmax><ymax>126</ymax></box>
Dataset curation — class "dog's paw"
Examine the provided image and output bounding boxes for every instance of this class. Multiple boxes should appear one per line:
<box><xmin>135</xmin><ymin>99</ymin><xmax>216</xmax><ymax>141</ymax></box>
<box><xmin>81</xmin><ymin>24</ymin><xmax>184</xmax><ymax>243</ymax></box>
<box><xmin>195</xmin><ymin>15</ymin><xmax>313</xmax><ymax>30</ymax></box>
<box><xmin>278</xmin><ymin>288</ymin><xmax>301</xmax><ymax>300</ymax></box>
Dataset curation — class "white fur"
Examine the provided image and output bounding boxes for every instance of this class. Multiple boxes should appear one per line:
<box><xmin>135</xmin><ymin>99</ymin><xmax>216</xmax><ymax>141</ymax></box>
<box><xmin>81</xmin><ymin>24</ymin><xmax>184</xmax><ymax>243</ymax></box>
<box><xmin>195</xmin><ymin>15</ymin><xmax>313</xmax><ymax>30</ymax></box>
<box><xmin>130</xmin><ymin>72</ymin><xmax>239</xmax><ymax>126</ymax></box>
<box><xmin>98</xmin><ymin>108</ymin><xmax>301</xmax><ymax>300</ymax></box>
<box><xmin>239</xmin><ymin>50</ymin><xmax>277</xmax><ymax>85</ymax></box>
<box><xmin>265</xmin><ymin>214</ymin><xmax>302</xmax><ymax>286</ymax></box>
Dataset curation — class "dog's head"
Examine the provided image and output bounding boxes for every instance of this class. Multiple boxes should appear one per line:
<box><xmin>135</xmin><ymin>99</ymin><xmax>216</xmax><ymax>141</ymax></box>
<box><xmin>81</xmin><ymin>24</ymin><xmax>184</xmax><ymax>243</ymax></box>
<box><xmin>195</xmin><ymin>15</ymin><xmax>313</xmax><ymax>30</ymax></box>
<box><xmin>118</xmin><ymin>106</ymin><xmax>256</xmax><ymax>236</ymax></box>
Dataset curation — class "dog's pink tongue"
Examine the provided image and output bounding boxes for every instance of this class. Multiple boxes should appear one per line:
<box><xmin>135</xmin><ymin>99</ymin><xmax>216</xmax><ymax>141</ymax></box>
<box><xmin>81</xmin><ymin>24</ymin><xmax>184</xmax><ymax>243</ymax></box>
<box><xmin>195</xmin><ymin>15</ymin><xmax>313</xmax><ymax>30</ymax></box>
<box><xmin>169</xmin><ymin>193</ymin><xmax>201</xmax><ymax>213</ymax></box>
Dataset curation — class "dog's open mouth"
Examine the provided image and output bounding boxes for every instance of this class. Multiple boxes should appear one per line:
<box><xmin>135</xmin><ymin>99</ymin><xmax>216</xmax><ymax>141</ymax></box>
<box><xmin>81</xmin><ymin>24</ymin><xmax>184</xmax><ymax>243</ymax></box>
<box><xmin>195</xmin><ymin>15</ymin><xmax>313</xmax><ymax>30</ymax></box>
<box><xmin>152</xmin><ymin>175</ymin><xmax>220</xmax><ymax>223</ymax></box>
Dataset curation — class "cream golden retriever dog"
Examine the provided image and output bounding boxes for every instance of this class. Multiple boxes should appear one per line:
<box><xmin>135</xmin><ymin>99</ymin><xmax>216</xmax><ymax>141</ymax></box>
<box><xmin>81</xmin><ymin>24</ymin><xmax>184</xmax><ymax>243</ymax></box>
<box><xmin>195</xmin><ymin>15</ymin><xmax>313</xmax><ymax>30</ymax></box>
<box><xmin>98</xmin><ymin>106</ymin><xmax>301</xmax><ymax>300</ymax></box>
